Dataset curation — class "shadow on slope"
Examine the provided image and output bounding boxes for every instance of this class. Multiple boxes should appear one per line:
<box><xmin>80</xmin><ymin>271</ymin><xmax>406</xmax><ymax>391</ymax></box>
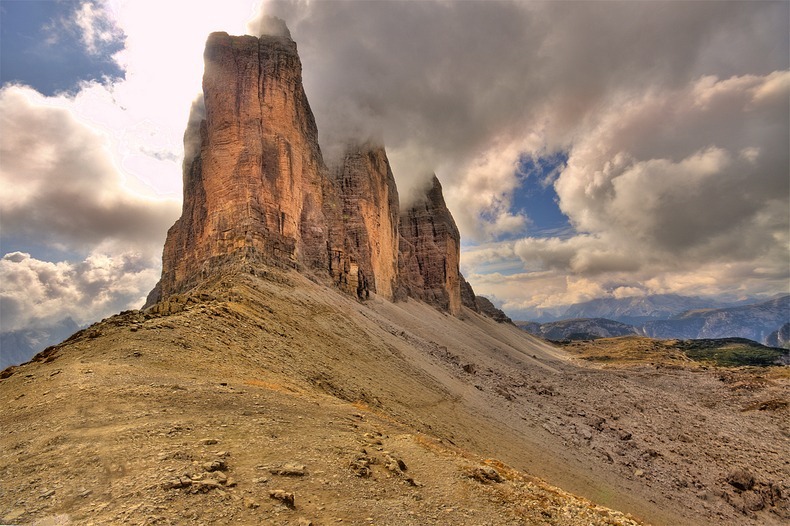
<box><xmin>2</xmin><ymin>268</ymin><xmax>788</xmax><ymax>525</ymax></box>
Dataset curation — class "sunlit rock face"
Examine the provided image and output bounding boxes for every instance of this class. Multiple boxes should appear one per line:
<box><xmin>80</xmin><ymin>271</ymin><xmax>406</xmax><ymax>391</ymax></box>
<box><xmin>333</xmin><ymin>145</ymin><xmax>400</xmax><ymax>300</ymax></box>
<box><xmin>147</xmin><ymin>23</ymin><xmax>478</xmax><ymax>318</ymax></box>
<box><xmin>150</xmin><ymin>30</ymin><xmax>329</xmax><ymax>304</ymax></box>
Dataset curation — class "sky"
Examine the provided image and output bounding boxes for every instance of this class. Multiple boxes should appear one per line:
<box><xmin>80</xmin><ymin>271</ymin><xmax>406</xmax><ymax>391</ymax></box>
<box><xmin>0</xmin><ymin>0</ymin><xmax>788</xmax><ymax>335</ymax></box>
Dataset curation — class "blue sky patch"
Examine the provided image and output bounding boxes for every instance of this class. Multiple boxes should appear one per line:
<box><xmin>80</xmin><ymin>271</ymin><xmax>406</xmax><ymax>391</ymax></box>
<box><xmin>512</xmin><ymin>151</ymin><xmax>573</xmax><ymax>238</ymax></box>
<box><xmin>0</xmin><ymin>0</ymin><xmax>125</xmax><ymax>95</ymax></box>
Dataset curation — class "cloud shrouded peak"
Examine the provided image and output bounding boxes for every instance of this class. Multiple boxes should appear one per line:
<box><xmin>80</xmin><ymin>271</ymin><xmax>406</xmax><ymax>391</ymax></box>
<box><xmin>1</xmin><ymin>0</ymin><xmax>787</xmax><ymax>334</ymax></box>
<box><xmin>249</xmin><ymin>0</ymin><xmax>788</xmax><ymax>313</ymax></box>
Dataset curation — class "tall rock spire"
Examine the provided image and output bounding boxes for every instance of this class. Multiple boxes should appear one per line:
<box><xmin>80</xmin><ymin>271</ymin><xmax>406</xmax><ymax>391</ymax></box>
<box><xmin>397</xmin><ymin>176</ymin><xmax>462</xmax><ymax>315</ymax></box>
<box><xmin>333</xmin><ymin>145</ymin><xmax>400</xmax><ymax>300</ymax></box>
<box><xmin>147</xmin><ymin>24</ymin><xmax>491</xmax><ymax>321</ymax></box>
<box><xmin>148</xmin><ymin>28</ymin><xmax>329</xmax><ymax>304</ymax></box>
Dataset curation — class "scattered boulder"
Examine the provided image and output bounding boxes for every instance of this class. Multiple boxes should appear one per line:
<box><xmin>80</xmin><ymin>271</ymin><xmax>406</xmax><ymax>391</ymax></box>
<box><xmin>470</xmin><ymin>465</ymin><xmax>504</xmax><ymax>483</ymax></box>
<box><xmin>269</xmin><ymin>462</ymin><xmax>307</xmax><ymax>477</ymax></box>
<box><xmin>726</xmin><ymin>468</ymin><xmax>755</xmax><ymax>491</ymax></box>
<box><xmin>203</xmin><ymin>459</ymin><xmax>226</xmax><ymax>472</ymax></box>
<box><xmin>384</xmin><ymin>453</ymin><xmax>407</xmax><ymax>474</ymax></box>
<box><xmin>742</xmin><ymin>491</ymin><xmax>765</xmax><ymax>512</ymax></box>
<box><xmin>350</xmin><ymin>454</ymin><xmax>373</xmax><ymax>478</ymax></box>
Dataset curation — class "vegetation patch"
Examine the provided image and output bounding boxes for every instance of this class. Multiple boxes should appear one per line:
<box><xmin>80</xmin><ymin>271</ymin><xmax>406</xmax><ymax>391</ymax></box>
<box><xmin>675</xmin><ymin>338</ymin><xmax>788</xmax><ymax>367</ymax></box>
<box><xmin>560</xmin><ymin>336</ymin><xmax>789</xmax><ymax>368</ymax></box>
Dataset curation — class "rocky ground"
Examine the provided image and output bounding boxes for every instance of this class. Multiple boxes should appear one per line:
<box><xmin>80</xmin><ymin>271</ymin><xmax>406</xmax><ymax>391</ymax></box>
<box><xmin>1</xmin><ymin>267</ymin><xmax>787</xmax><ymax>525</ymax></box>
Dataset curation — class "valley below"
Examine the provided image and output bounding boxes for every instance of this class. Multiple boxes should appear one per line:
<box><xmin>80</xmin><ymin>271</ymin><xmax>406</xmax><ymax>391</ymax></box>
<box><xmin>1</xmin><ymin>268</ymin><xmax>787</xmax><ymax>525</ymax></box>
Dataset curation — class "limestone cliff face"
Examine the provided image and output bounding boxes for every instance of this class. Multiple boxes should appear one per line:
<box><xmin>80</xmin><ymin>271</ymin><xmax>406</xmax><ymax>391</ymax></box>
<box><xmin>333</xmin><ymin>146</ymin><xmax>400</xmax><ymax>300</ymax></box>
<box><xmin>398</xmin><ymin>176</ymin><xmax>462</xmax><ymax>315</ymax></box>
<box><xmin>460</xmin><ymin>275</ymin><xmax>479</xmax><ymax>311</ymax></box>
<box><xmin>150</xmin><ymin>30</ymin><xmax>329</xmax><ymax>304</ymax></box>
<box><xmin>148</xmin><ymin>25</ymin><xmax>496</xmax><ymax>321</ymax></box>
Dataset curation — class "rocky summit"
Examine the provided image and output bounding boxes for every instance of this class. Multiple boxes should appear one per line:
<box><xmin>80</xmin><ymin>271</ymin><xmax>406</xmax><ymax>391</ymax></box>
<box><xmin>1</xmin><ymin>21</ymin><xmax>788</xmax><ymax>526</ymax></box>
<box><xmin>146</xmin><ymin>26</ymin><xmax>483</xmax><ymax>318</ymax></box>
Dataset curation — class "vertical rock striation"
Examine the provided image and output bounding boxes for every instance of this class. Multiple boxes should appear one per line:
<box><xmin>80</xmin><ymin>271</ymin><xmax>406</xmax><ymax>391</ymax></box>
<box><xmin>333</xmin><ymin>145</ymin><xmax>400</xmax><ymax>300</ymax></box>
<box><xmin>397</xmin><ymin>176</ymin><xmax>462</xmax><ymax>315</ymax></box>
<box><xmin>147</xmin><ymin>22</ymin><xmax>506</xmax><ymax>322</ymax></box>
<box><xmin>150</xmin><ymin>29</ymin><xmax>329</xmax><ymax>305</ymax></box>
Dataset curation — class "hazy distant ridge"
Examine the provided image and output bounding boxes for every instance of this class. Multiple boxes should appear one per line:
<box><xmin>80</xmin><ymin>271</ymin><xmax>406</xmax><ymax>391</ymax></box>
<box><xmin>518</xmin><ymin>295</ymin><xmax>789</xmax><ymax>345</ymax></box>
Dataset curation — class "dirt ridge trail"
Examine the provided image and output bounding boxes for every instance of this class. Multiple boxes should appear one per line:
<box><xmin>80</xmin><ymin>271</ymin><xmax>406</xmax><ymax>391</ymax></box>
<box><xmin>1</xmin><ymin>268</ymin><xmax>787</xmax><ymax>525</ymax></box>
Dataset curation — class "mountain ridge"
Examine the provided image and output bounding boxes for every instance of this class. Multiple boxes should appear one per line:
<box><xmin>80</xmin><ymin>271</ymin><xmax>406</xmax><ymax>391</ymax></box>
<box><xmin>1</xmin><ymin>23</ymin><xmax>787</xmax><ymax>526</ymax></box>
<box><xmin>517</xmin><ymin>295</ymin><xmax>789</xmax><ymax>346</ymax></box>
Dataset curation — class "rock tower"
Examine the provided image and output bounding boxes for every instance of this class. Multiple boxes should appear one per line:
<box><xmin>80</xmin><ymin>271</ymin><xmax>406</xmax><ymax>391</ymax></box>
<box><xmin>147</xmin><ymin>20</ymin><xmax>507</xmax><ymax>322</ymax></box>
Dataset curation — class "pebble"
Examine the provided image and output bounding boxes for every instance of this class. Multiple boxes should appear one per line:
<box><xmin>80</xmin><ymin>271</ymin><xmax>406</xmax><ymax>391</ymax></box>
<box><xmin>269</xmin><ymin>489</ymin><xmax>295</xmax><ymax>508</ymax></box>
<box><xmin>270</xmin><ymin>463</ymin><xmax>306</xmax><ymax>476</ymax></box>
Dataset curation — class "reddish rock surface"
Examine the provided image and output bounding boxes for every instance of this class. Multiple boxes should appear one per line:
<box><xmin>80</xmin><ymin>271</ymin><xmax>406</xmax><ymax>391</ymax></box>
<box><xmin>333</xmin><ymin>145</ymin><xmax>400</xmax><ymax>300</ymax></box>
<box><xmin>148</xmin><ymin>25</ymin><xmax>489</xmax><ymax>320</ymax></box>
<box><xmin>397</xmin><ymin>176</ymin><xmax>462</xmax><ymax>315</ymax></box>
<box><xmin>149</xmin><ymin>30</ymin><xmax>329</xmax><ymax>305</ymax></box>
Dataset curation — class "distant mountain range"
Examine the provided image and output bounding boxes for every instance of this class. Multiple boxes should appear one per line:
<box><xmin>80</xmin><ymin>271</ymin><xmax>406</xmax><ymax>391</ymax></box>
<box><xmin>641</xmin><ymin>295</ymin><xmax>789</xmax><ymax>344</ymax></box>
<box><xmin>516</xmin><ymin>318</ymin><xmax>638</xmax><ymax>341</ymax></box>
<box><xmin>517</xmin><ymin>295</ymin><xmax>789</xmax><ymax>346</ymax></box>
<box><xmin>562</xmin><ymin>294</ymin><xmax>731</xmax><ymax>325</ymax></box>
<box><xmin>0</xmin><ymin>318</ymin><xmax>80</xmax><ymax>369</ymax></box>
<box><xmin>511</xmin><ymin>293</ymin><xmax>741</xmax><ymax>323</ymax></box>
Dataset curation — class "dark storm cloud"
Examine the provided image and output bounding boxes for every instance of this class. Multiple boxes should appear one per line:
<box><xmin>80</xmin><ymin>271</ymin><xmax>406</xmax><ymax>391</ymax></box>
<box><xmin>251</xmin><ymin>1</ymin><xmax>789</xmax><ymax>308</ymax></box>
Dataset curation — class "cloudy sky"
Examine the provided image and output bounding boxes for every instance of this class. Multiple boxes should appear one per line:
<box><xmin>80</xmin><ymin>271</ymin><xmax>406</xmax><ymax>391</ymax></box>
<box><xmin>1</xmin><ymin>0</ymin><xmax>788</xmax><ymax>334</ymax></box>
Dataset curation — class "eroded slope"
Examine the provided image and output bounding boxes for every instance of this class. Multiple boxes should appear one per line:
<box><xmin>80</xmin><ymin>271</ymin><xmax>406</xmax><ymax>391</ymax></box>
<box><xmin>2</xmin><ymin>268</ymin><xmax>788</xmax><ymax>525</ymax></box>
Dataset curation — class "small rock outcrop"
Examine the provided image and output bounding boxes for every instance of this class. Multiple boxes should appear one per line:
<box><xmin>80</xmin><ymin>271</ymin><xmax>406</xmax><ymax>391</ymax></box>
<box><xmin>475</xmin><ymin>296</ymin><xmax>513</xmax><ymax>324</ymax></box>
<box><xmin>146</xmin><ymin>20</ymin><xmax>506</xmax><ymax>322</ymax></box>
<box><xmin>459</xmin><ymin>276</ymin><xmax>512</xmax><ymax>323</ymax></box>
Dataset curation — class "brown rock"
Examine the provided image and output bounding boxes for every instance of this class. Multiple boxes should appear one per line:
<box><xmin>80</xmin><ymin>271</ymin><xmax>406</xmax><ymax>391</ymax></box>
<box><xmin>726</xmin><ymin>467</ymin><xmax>755</xmax><ymax>491</ymax></box>
<box><xmin>148</xmin><ymin>29</ymin><xmax>330</xmax><ymax>305</ymax></box>
<box><xmin>269</xmin><ymin>463</ymin><xmax>307</xmax><ymax>477</ymax></box>
<box><xmin>475</xmin><ymin>296</ymin><xmax>513</xmax><ymax>324</ymax></box>
<box><xmin>397</xmin><ymin>176</ymin><xmax>462</xmax><ymax>315</ymax></box>
<box><xmin>471</xmin><ymin>465</ymin><xmax>504</xmax><ymax>483</ymax></box>
<box><xmin>330</xmin><ymin>145</ymin><xmax>400</xmax><ymax>300</ymax></box>
<box><xmin>460</xmin><ymin>275</ymin><xmax>479</xmax><ymax>312</ymax></box>
<box><xmin>269</xmin><ymin>489</ymin><xmax>295</xmax><ymax>508</ymax></box>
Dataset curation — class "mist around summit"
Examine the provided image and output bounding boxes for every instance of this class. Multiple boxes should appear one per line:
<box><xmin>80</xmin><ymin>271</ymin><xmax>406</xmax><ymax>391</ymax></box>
<box><xmin>1</xmin><ymin>7</ymin><xmax>789</xmax><ymax>526</ymax></box>
<box><xmin>1</xmin><ymin>1</ymin><xmax>788</xmax><ymax>349</ymax></box>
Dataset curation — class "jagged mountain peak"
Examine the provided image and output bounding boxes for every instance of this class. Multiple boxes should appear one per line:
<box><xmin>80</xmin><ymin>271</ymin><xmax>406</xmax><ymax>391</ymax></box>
<box><xmin>147</xmin><ymin>30</ymin><xmax>477</xmax><ymax>318</ymax></box>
